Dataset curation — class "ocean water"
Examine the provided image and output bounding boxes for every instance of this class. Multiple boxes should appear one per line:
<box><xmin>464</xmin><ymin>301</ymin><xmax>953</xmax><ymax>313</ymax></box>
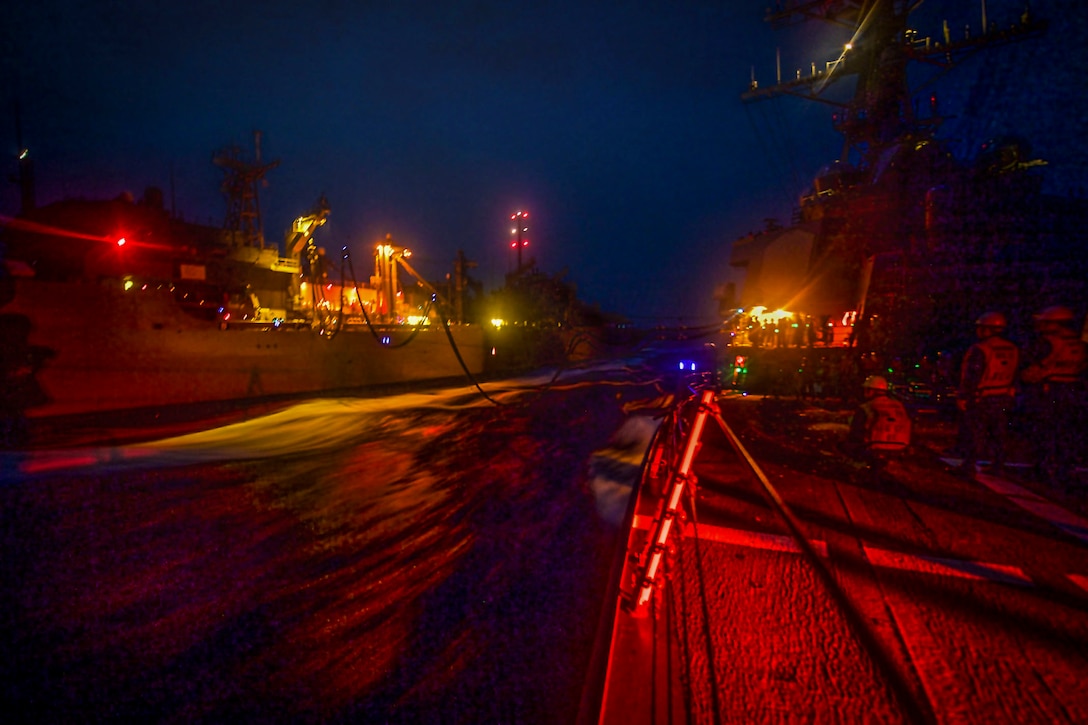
<box><xmin>0</xmin><ymin>369</ymin><xmax>662</xmax><ymax>722</ymax></box>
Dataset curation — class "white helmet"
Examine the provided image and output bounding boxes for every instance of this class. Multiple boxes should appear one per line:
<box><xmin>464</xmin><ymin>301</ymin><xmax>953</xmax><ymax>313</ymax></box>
<box><xmin>975</xmin><ymin>311</ymin><xmax>1007</xmax><ymax>330</ymax></box>
<box><xmin>862</xmin><ymin>375</ymin><xmax>888</xmax><ymax>391</ymax></box>
<box><xmin>1034</xmin><ymin>306</ymin><xmax>1075</xmax><ymax>323</ymax></box>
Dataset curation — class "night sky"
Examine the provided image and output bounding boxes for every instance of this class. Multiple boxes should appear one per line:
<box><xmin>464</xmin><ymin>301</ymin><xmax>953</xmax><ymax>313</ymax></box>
<box><xmin>2</xmin><ymin>1</ymin><xmax>1083</xmax><ymax>323</ymax></box>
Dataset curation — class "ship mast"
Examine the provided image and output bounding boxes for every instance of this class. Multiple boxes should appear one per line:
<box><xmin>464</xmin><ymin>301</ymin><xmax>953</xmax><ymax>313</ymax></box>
<box><xmin>213</xmin><ymin>131</ymin><xmax>281</xmax><ymax>249</ymax></box>
<box><xmin>743</xmin><ymin>0</ymin><xmax>1046</xmax><ymax>172</ymax></box>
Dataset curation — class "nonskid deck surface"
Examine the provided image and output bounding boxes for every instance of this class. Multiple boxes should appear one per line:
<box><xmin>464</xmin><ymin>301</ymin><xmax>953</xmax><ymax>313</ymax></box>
<box><xmin>593</xmin><ymin>393</ymin><xmax>1088</xmax><ymax>724</ymax></box>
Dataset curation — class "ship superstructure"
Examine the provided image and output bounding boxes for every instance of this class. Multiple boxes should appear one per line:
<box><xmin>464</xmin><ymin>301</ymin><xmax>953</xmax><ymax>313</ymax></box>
<box><xmin>725</xmin><ymin>1</ymin><xmax>1084</xmax><ymax>358</ymax></box>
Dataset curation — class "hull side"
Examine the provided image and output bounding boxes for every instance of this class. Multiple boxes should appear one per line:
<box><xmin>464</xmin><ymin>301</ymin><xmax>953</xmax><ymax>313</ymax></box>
<box><xmin>5</xmin><ymin>278</ymin><xmax>485</xmax><ymax>418</ymax></box>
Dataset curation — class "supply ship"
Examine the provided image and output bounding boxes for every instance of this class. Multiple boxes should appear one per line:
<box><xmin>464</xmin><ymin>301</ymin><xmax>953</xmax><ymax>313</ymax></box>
<box><xmin>0</xmin><ymin>138</ymin><xmax>496</xmax><ymax>440</ymax></box>
<box><xmin>723</xmin><ymin>0</ymin><xmax>1087</xmax><ymax>368</ymax></box>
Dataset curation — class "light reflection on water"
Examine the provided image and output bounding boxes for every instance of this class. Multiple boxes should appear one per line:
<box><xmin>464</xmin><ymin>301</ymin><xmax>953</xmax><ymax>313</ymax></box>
<box><xmin>1</xmin><ymin>372</ymin><xmax>659</xmax><ymax>721</ymax></box>
<box><xmin>5</xmin><ymin>363</ymin><xmax>645</xmax><ymax>479</ymax></box>
<box><xmin>7</xmin><ymin>382</ymin><xmax>516</xmax><ymax>478</ymax></box>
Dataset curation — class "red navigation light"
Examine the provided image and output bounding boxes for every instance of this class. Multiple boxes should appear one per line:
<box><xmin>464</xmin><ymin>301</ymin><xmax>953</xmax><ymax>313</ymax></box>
<box><xmin>509</xmin><ymin>210</ymin><xmax>530</xmax><ymax>257</ymax></box>
<box><xmin>116</xmin><ymin>237</ymin><xmax>127</xmax><ymax>247</ymax></box>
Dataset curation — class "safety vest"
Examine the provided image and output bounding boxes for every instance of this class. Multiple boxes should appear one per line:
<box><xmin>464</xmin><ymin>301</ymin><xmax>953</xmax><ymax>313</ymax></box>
<box><xmin>864</xmin><ymin>395</ymin><xmax>911</xmax><ymax>452</ymax></box>
<box><xmin>1036</xmin><ymin>332</ymin><xmax>1087</xmax><ymax>384</ymax></box>
<box><xmin>973</xmin><ymin>336</ymin><xmax>1019</xmax><ymax>397</ymax></box>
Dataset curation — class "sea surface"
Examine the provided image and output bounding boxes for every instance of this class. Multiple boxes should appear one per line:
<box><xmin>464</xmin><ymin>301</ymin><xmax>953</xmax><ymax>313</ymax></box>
<box><xmin>1</xmin><ymin>366</ymin><xmax>665</xmax><ymax>722</ymax></box>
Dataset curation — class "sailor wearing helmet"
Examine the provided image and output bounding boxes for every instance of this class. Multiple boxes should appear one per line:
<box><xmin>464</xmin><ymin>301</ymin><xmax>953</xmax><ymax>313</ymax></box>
<box><xmin>956</xmin><ymin>311</ymin><xmax>1020</xmax><ymax>477</ymax></box>
<box><xmin>1022</xmin><ymin>305</ymin><xmax>1087</xmax><ymax>488</ymax></box>
<box><xmin>846</xmin><ymin>375</ymin><xmax>911</xmax><ymax>474</ymax></box>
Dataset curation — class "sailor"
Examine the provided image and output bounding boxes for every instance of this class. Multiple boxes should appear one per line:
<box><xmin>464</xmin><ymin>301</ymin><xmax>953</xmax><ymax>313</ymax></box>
<box><xmin>1021</xmin><ymin>305</ymin><xmax>1087</xmax><ymax>487</ymax></box>
<box><xmin>846</xmin><ymin>375</ymin><xmax>911</xmax><ymax>472</ymax></box>
<box><xmin>956</xmin><ymin>311</ymin><xmax>1020</xmax><ymax>477</ymax></box>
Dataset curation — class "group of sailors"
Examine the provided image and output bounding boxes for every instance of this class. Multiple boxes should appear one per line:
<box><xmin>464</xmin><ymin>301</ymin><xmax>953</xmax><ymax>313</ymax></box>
<box><xmin>955</xmin><ymin>305</ymin><xmax>1087</xmax><ymax>488</ymax></box>
<box><xmin>734</xmin><ymin>313</ymin><xmax>829</xmax><ymax>349</ymax></box>
<box><xmin>848</xmin><ymin>305</ymin><xmax>1087</xmax><ymax>491</ymax></box>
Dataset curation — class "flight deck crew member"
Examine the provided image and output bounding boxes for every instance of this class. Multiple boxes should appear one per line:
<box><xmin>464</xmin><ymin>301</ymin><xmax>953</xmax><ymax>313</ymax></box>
<box><xmin>957</xmin><ymin>311</ymin><xmax>1020</xmax><ymax>477</ymax></box>
<box><xmin>1021</xmin><ymin>305</ymin><xmax>1087</xmax><ymax>487</ymax></box>
<box><xmin>846</xmin><ymin>375</ymin><xmax>911</xmax><ymax>472</ymax></box>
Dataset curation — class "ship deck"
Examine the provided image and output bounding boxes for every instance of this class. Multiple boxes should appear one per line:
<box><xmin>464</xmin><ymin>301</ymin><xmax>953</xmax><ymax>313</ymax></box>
<box><xmin>588</xmin><ymin>388</ymin><xmax>1088</xmax><ymax>723</ymax></box>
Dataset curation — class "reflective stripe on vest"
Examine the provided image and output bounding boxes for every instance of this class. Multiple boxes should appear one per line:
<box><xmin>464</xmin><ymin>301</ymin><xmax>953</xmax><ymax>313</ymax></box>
<box><xmin>976</xmin><ymin>336</ymin><xmax>1019</xmax><ymax>397</ymax></box>
<box><xmin>865</xmin><ymin>396</ymin><xmax>911</xmax><ymax>451</ymax></box>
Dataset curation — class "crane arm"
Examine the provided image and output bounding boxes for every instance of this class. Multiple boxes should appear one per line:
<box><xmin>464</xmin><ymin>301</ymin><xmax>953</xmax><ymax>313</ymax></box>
<box><xmin>286</xmin><ymin>196</ymin><xmax>331</xmax><ymax>256</ymax></box>
<box><xmin>395</xmin><ymin>255</ymin><xmax>442</xmax><ymax>302</ymax></box>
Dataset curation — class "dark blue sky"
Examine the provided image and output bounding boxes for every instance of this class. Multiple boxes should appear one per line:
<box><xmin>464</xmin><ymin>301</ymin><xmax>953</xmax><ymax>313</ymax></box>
<box><xmin>3</xmin><ymin>1</ymin><xmax>1079</xmax><ymax>322</ymax></box>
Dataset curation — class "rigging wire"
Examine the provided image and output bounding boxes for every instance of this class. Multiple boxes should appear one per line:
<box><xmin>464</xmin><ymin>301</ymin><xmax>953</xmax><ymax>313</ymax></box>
<box><xmin>340</xmin><ymin>252</ymin><xmax>436</xmax><ymax>348</ymax></box>
<box><xmin>653</xmin><ymin>402</ymin><xmax>699</xmax><ymax>723</ymax></box>
<box><xmin>666</xmin><ymin>540</ymin><xmax>697</xmax><ymax>722</ymax></box>
<box><xmin>675</xmin><ymin>380</ymin><xmax>726</xmax><ymax>722</ymax></box>
<box><xmin>641</xmin><ymin>391</ymin><xmax>726</xmax><ymax>723</ymax></box>
<box><xmin>305</xmin><ymin>246</ymin><xmax>644</xmax><ymax>409</ymax></box>
<box><xmin>712</xmin><ymin>398</ymin><xmax>938</xmax><ymax>723</ymax></box>
<box><xmin>683</xmin><ymin>466</ymin><xmax>725</xmax><ymax>723</ymax></box>
<box><xmin>439</xmin><ymin>318</ymin><xmax>609</xmax><ymax>407</ymax></box>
